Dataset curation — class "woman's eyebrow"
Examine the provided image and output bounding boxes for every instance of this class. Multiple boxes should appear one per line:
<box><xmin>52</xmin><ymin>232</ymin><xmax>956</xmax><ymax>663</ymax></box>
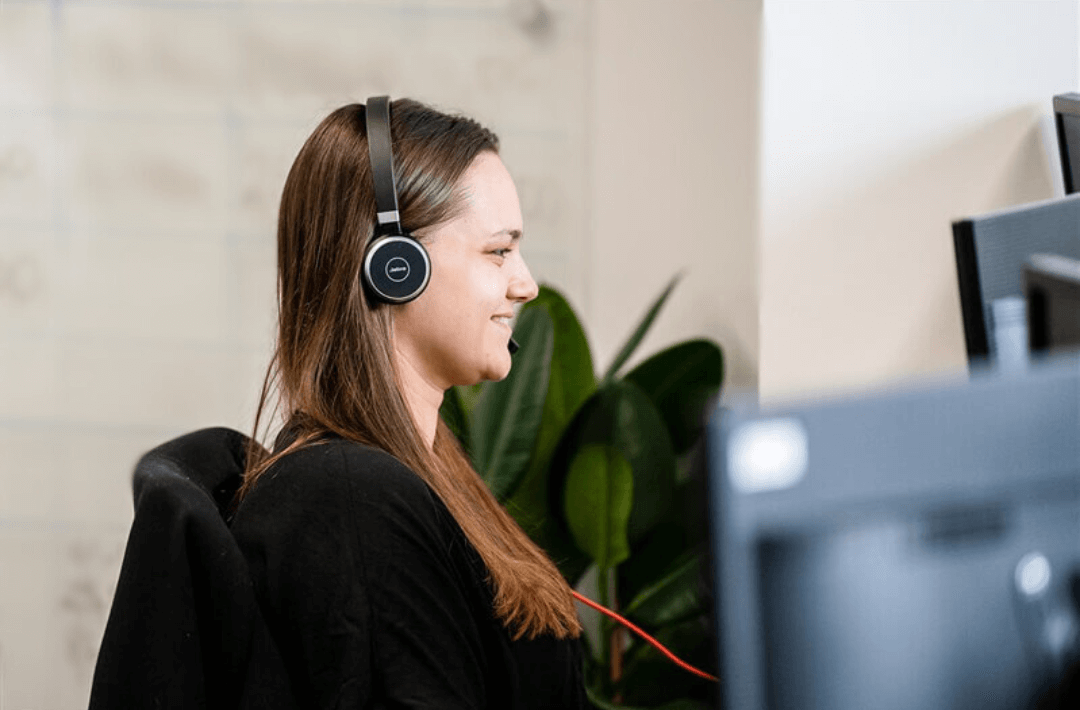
<box><xmin>499</xmin><ymin>229</ymin><xmax>522</xmax><ymax>242</ymax></box>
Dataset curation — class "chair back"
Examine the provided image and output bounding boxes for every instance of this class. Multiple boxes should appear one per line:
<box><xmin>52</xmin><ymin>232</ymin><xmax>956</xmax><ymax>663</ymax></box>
<box><xmin>89</xmin><ymin>427</ymin><xmax>295</xmax><ymax>710</ymax></box>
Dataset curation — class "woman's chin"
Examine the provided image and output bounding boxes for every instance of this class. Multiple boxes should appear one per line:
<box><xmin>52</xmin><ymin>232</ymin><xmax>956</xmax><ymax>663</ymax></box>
<box><xmin>483</xmin><ymin>366</ymin><xmax>511</xmax><ymax>383</ymax></box>
<box><xmin>452</xmin><ymin>359</ymin><xmax>511</xmax><ymax>387</ymax></box>
<box><xmin>481</xmin><ymin>354</ymin><xmax>513</xmax><ymax>382</ymax></box>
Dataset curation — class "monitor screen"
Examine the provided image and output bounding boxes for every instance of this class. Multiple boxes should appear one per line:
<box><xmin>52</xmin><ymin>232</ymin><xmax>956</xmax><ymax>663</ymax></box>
<box><xmin>1027</xmin><ymin>253</ymin><xmax>1080</xmax><ymax>356</ymax></box>
<box><xmin>708</xmin><ymin>361</ymin><xmax>1080</xmax><ymax>710</ymax></box>
<box><xmin>1054</xmin><ymin>93</ymin><xmax>1080</xmax><ymax>195</ymax></box>
<box><xmin>952</xmin><ymin>194</ymin><xmax>1080</xmax><ymax>362</ymax></box>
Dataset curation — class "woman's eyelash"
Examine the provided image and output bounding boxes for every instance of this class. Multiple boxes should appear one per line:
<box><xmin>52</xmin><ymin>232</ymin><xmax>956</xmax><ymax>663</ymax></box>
<box><xmin>491</xmin><ymin>247</ymin><xmax>512</xmax><ymax>257</ymax></box>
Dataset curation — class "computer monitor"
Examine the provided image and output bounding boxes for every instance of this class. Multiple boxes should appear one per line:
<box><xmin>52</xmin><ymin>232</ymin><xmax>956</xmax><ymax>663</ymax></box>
<box><xmin>952</xmin><ymin>194</ymin><xmax>1080</xmax><ymax>361</ymax></box>
<box><xmin>1054</xmin><ymin>93</ymin><xmax>1080</xmax><ymax>195</ymax></box>
<box><xmin>1027</xmin><ymin>253</ymin><xmax>1080</xmax><ymax>356</ymax></box>
<box><xmin>708</xmin><ymin>360</ymin><xmax>1080</xmax><ymax>710</ymax></box>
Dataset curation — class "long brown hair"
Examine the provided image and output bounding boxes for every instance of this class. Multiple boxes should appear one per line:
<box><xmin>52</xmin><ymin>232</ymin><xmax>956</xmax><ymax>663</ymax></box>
<box><xmin>241</xmin><ymin>99</ymin><xmax>581</xmax><ymax>640</ymax></box>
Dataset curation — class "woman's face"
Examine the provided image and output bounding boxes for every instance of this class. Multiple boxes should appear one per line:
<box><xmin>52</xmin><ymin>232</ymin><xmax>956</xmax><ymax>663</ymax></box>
<box><xmin>393</xmin><ymin>151</ymin><xmax>539</xmax><ymax>389</ymax></box>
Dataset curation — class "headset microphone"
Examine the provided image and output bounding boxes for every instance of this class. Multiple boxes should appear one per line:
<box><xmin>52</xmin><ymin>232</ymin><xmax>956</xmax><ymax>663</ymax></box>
<box><xmin>508</xmin><ymin>337</ymin><xmax>519</xmax><ymax>354</ymax></box>
<box><xmin>361</xmin><ymin>96</ymin><xmax>432</xmax><ymax>304</ymax></box>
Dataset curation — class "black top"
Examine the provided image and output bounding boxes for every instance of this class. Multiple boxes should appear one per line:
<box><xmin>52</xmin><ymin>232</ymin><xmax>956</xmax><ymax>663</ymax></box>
<box><xmin>231</xmin><ymin>439</ymin><xmax>589</xmax><ymax>710</ymax></box>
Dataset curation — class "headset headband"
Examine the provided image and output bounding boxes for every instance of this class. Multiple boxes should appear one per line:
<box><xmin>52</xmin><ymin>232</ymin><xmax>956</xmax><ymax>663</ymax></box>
<box><xmin>365</xmin><ymin>96</ymin><xmax>403</xmax><ymax>236</ymax></box>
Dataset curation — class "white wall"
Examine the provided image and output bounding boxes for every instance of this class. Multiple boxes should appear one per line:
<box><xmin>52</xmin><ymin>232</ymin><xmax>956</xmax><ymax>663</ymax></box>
<box><xmin>759</xmin><ymin>0</ymin><xmax>1079</xmax><ymax>400</ymax></box>
<box><xmin>588</xmin><ymin>0</ymin><xmax>761</xmax><ymax>390</ymax></box>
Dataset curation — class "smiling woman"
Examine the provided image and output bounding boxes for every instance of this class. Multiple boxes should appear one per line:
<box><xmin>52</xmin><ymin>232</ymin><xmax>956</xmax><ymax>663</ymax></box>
<box><xmin>230</xmin><ymin>98</ymin><xmax>586</xmax><ymax>709</ymax></box>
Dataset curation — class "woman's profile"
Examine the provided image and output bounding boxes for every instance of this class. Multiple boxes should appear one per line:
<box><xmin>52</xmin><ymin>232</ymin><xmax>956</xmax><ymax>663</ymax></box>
<box><xmin>230</xmin><ymin>97</ymin><xmax>588</xmax><ymax>708</ymax></box>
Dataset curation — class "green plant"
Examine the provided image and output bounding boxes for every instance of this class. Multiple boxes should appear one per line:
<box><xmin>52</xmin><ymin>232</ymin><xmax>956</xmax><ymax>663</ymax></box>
<box><xmin>441</xmin><ymin>276</ymin><xmax>723</xmax><ymax>709</ymax></box>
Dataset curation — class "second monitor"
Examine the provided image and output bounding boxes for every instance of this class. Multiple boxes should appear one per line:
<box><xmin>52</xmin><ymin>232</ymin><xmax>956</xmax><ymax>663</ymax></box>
<box><xmin>952</xmin><ymin>193</ymin><xmax>1080</xmax><ymax>362</ymax></box>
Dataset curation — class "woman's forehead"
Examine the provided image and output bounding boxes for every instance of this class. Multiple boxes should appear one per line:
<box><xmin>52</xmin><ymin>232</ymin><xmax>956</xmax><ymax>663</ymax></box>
<box><xmin>448</xmin><ymin>155</ymin><xmax>523</xmax><ymax>235</ymax></box>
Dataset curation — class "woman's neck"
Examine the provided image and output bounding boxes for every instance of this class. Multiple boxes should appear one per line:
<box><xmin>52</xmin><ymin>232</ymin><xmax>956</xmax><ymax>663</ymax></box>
<box><xmin>392</xmin><ymin>343</ymin><xmax>444</xmax><ymax>452</ymax></box>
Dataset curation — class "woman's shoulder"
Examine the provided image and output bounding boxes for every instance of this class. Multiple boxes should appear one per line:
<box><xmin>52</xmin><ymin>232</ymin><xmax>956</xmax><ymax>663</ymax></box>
<box><xmin>233</xmin><ymin>438</ymin><xmax>477</xmax><ymax>599</ymax></box>
<box><xmin>238</xmin><ymin>439</ymin><xmax>441</xmax><ymax>522</ymax></box>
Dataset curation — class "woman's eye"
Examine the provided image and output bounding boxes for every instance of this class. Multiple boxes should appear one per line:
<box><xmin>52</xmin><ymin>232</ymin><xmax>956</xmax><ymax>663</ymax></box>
<box><xmin>491</xmin><ymin>248</ymin><xmax>511</xmax><ymax>257</ymax></box>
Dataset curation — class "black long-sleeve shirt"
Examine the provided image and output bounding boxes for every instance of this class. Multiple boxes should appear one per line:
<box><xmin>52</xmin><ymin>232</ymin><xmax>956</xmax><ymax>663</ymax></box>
<box><xmin>231</xmin><ymin>439</ymin><xmax>589</xmax><ymax>710</ymax></box>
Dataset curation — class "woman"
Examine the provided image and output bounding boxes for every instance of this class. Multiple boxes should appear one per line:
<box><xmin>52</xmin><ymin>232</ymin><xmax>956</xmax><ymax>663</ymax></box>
<box><xmin>230</xmin><ymin>98</ymin><xmax>589</xmax><ymax>709</ymax></box>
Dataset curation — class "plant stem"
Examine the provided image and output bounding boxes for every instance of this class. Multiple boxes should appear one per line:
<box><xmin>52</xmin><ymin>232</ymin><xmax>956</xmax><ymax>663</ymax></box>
<box><xmin>597</xmin><ymin>566</ymin><xmax>611</xmax><ymax>693</ymax></box>
<box><xmin>598</xmin><ymin>567</ymin><xmax>624</xmax><ymax>701</ymax></box>
<box><xmin>610</xmin><ymin>576</ymin><xmax>624</xmax><ymax>701</ymax></box>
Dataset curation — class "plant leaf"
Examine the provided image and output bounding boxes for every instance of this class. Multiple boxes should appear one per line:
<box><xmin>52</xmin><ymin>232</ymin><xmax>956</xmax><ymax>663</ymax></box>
<box><xmin>633</xmin><ymin>697</ymin><xmax>712</xmax><ymax>710</ymax></box>
<box><xmin>528</xmin><ymin>285</ymin><xmax>596</xmax><ymax>441</ymax></box>
<box><xmin>617</xmin><ymin>472</ymin><xmax>710</xmax><ymax>609</ymax></box>
<box><xmin>583</xmin><ymin>686</ymin><xmax>627</xmax><ymax>710</ymax></box>
<box><xmin>455</xmin><ymin>382</ymin><xmax>485</xmax><ymax>415</ymax></box>
<box><xmin>563</xmin><ymin>444</ymin><xmax>633</xmax><ymax>572</ymax></box>
<box><xmin>514</xmin><ymin>393</ymin><xmax>601</xmax><ymax>584</ymax></box>
<box><xmin>625</xmin><ymin>339</ymin><xmax>723</xmax><ymax>454</ymax></box>
<box><xmin>511</xmin><ymin>286</ymin><xmax>596</xmax><ymax>484</ymax></box>
<box><xmin>584</xmin><ymin>685</ymin><xmax>641</xmax><ymax>710</ymax></box>
<box><xmin>585</xmin><ymin>683</ymin><xmax>712</xmax><ymax>710</ymax></box>
<box><xmin>504</xmin><ymin>285</ymin><xmax>597</xmax><ymax>582</ymax></box>
<box><xmin>623</xmin><ymin>551</ymin><xmax>703</xmax><ymax>628</ymax></box>
<box><xmin>550</xmin><ymin>381</ymin><xmax>677</xmax><ymax>548</ymax></box>
<box><xmin>471</xmin><ymin>306</ymin><xmax>554</xmax><ymax>500</ymax></box>
<box><xmin>600</xmin><ymin>273</ymin><xmax>681</xmax><ymax>385</ymax></box>
<box><xmin>603</xmin><ymin>381</ymin><xmax>678</xmax><ymax>543</ymax></box>
<box><xmin>617</xmin><ymin>615</ymin><xmax>715</xmax><ymax>706</ymax></box>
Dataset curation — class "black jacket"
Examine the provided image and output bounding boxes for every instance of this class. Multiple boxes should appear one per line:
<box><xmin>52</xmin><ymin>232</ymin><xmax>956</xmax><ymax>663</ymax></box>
<box><xmin>89</xmin><ymin>427</ymin><xmax>297</xmax><ymax>710</ymax></box>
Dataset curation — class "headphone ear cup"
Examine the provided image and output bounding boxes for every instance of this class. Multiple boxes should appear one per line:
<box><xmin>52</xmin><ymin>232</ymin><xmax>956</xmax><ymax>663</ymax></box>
<box><xmin>362</xmin><ymin>235</ymin><xmax>432</xmax><ymax>304</ymax></box>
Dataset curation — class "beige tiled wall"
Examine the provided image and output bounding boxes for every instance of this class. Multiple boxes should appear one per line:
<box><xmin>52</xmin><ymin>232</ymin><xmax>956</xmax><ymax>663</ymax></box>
<box><xmin>0</xmin><ymin>0</ymin><xmax>590</xmax><ymax>706</ymax></box>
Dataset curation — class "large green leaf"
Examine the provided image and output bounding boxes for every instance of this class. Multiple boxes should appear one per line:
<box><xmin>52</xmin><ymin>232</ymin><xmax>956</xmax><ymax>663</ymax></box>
<box><xmin>509</xmin><ymin>391</ymin><xmax>598</xmax><ymax>584</ymax></box>
<box><xmin>623</xmin><ymin>551</ymin><xmax>703</xmax><ymax>628</ymax></box>
<box><xmin>471</xmin><ymin>306</ymin><xmax>554</xmax><ymax>500</ymax></box>
<box><xmin>526</xmin><ymin>286</ymin><xmax>596</xmax><ymax>457</ymax></box>
<box><xmin>504</xmin><ymin>285</ymin><xmax>596</xmax><ymax>583</ymax></box>
<box><xmin>602</xmin><ymin>381</ymin><xmax>678</xmax><ymax>543</ymax></box>
<box><xmin>617</xmin><ymin>472</ymin><xmax>710</xmax><ymax>609</ymax></box>
<box><xmin>563</xmin><ymin>444</ymin><xmax>633</xmax><ymax>572</ymax></box>
<box><xmin>625</xmin><ymin>339</ymin><xmax>723</xmax><ymax>454</ymax></box>
<box><xmin>600</xmin><ymin>274</ymin><xmax>681</xmax><ymax>386</ymax></box>
<box><xmin>549</xmin><ymin>381</ymin><xmax>677</xmax><ymax>551</ymax></box>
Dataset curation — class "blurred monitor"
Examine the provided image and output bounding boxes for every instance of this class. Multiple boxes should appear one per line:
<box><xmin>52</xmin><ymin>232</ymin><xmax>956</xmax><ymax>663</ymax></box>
<box><xmin>1054</xmin><ymin>93</ymin><xmax>1080</xmax><ymax>195</ymax></box>
<box><xmin>1027</xmin><ymin>253</ymin><xmax>1080</xmax><ymax>356</ymax></box>
<box><xmin>952</xmin><ymin>194</ymin><xmax>1080</xmax><ymax>362</ymax></box>
<box><xmin>708</xmin><ymin>360</ymin><xmax>1080</xmax><ymax>710</ymax></box>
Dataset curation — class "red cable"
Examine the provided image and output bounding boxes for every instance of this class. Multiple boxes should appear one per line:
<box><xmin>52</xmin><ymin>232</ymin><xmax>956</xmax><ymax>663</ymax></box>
<box><xmin>571</xmin><ymin>590</ymin><xmax>718</xmax><ymax>683</ymax></box>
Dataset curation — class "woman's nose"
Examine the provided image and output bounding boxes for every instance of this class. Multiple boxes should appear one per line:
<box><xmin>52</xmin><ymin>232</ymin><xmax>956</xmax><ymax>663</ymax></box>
<box><xmin>509</xmin><ymin>258</ymin><xmax>539</xmax><ymax>303</ymax></box>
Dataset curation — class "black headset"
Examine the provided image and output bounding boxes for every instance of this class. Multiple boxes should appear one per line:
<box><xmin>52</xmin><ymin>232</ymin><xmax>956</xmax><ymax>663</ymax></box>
<box><xmin>361</xmin><ymin>96</ymin><xmax>432</xmax><ymax>304</ymax></box>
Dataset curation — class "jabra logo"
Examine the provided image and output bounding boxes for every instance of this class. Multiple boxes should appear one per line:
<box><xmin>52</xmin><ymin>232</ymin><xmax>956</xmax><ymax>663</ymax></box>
<box><xmin>385</xmin><ymin>257</ymin><xmax>410</xmax><ymax>283</ymax></box>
